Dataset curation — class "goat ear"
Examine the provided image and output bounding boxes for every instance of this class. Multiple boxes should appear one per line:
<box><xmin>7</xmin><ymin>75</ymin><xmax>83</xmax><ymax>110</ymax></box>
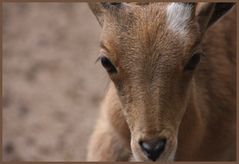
<box><xmin>88</xmin><ymin>2</ymin><xmax>123</xmax><ymax>27</ymax></box>
<box><xmin>196</xmin><ymin>3</ymin><xmax>235</xmax><ymax>33</ymax></box>
<box><xmin>88</xmin><ymin>2</ymin><xmax>105</xmax><ymax>27</ymax></box>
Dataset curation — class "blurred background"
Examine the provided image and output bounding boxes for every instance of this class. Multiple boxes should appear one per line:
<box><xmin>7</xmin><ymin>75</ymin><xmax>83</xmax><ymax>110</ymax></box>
<box><xmin>3</xmin><ymin>3</ymin><xmax>109</xmax><ymax>161</ymax></box>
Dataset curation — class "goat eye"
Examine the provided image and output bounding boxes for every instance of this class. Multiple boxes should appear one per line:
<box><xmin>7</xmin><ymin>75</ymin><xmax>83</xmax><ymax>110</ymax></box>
<box><xmin>184</xmin><ymin>53</ymin><xmax>201</xmax><ymax>71</ymax></box>
<box><xmin>100</xmin><ymin>56</ymin><xmax>117</xmax><ymax>74</ymax></box>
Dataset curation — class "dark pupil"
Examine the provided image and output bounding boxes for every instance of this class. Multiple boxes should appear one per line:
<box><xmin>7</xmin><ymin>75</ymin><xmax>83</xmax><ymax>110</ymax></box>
<box><xmin>101</xmin><ymin>57</ymin><xmax>117</xmax><ymax>73</ymax></box>
<box><xmin>184</xmin><ymin>53</ymin><xmax>201</xmax><ymax>70</ymax></box>
<box><xmin>110</xmin><ymin>3</ymin><xmax>121</xmax><ymax>6</ymax></box>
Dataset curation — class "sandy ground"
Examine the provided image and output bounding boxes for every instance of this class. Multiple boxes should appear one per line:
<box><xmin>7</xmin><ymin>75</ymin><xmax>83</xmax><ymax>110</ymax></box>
<box><xmin>3</xmin><ymin>3</ymin><xmax>109</xmax><ymax>161</ymax></box>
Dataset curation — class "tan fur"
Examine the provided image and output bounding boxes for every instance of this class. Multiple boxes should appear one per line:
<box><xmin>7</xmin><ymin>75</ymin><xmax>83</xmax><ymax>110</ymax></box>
<box><xmin>87</xmin><ymin>3</ymin><xmax>236</xmax><ymax>161</ymax></box>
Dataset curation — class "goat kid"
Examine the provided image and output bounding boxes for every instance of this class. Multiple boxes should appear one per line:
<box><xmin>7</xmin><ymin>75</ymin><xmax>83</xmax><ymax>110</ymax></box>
<box><xmin>87</xmin><ymin>2</ymin><xmax>236</xmax><ymax>161</ymax></box>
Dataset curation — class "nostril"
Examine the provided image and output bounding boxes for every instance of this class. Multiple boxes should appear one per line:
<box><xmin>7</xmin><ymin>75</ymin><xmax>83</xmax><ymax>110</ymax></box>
<box><xmin>139</xmin><ymin>138</ymin><xmax>166</xmax><ymax>161</ymax></box>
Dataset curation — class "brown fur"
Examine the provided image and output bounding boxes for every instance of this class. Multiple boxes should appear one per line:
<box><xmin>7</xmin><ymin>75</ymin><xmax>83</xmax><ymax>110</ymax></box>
<box><xmin>87</xmin><ymin>2</ymin><xmax>236</xmax><ymax>161</ymax></box>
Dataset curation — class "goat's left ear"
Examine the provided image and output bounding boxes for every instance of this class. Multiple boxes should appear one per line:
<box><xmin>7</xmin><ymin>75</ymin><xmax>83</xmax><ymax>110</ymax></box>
<box><xmin>196</xmin><ymin>3</ymin><xmax>235</xmax><ymax>33</ymax></box>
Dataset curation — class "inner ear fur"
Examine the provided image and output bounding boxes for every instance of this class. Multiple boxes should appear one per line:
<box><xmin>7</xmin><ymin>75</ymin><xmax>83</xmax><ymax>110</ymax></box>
<box><xmin>196</xmin><ymin>2</ymin><xmax>235</xmax><ymax>33</ymax></box>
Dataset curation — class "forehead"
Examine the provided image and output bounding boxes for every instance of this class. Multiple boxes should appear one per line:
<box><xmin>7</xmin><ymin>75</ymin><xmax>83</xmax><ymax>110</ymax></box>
<box><xmin>101</xmin><ymin>3</ymin><xmax>198</xmax><ymax>61</ymax></box>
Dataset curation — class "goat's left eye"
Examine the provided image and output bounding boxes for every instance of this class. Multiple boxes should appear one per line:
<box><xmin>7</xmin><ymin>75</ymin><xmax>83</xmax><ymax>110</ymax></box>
<box><xmin>184</xmin><ymin>53</ymin><xmax>201</xmax><ymax>71</ymax></box>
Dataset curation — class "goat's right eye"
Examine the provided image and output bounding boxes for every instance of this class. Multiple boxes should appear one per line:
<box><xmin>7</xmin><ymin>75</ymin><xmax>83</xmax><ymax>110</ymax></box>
<box><xmin>100</xmin><ymin>56</ymin><xmax>117</xmax><ymax>74</ymax></box>
<box><xmin>184</xmin><ymin>53</ymin><xmax>201</xmax><ymax>71</ymax></box>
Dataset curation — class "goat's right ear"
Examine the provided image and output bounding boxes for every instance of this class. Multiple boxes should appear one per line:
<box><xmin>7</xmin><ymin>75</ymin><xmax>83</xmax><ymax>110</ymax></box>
<box><xmin>88</xmin><ymin>2</ymin><xmax>124</xmax><ymax>27</ymax></box>
<box><xmin>88</xmin><ymin>2</ymin><xmax>105</xmax><ymax>27</ymax></box>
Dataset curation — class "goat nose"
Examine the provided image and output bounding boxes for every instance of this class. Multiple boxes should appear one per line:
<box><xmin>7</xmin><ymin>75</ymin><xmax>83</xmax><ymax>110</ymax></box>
<box><xmin>139</xmin><ymin>138</ymin><xmax>166</xmax><ymax>161</ymax></box>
